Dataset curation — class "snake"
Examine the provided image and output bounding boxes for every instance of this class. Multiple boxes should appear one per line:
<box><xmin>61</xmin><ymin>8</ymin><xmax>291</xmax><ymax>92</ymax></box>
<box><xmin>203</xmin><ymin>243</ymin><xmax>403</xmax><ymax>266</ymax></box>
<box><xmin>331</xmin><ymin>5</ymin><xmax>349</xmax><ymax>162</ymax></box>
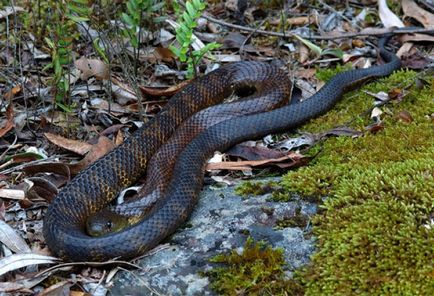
<box><xmin>43</xmin><ymin>36</ymin><xmax>401</xmax><ymax>261</ymax></box>
<box><xmin>86</xmin><ymin>65</ymin><xmax>293</xmax><ymax>235</ymax></box>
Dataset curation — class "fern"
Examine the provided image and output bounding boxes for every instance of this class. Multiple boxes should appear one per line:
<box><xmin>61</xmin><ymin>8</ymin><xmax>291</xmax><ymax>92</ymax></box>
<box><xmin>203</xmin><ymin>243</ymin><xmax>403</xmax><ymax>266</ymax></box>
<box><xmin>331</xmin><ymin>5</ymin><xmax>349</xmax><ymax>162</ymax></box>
<box><xmin>170</xmin><ymin>0</ymin><xmax>221</xmax><ymax>78</ymax></box>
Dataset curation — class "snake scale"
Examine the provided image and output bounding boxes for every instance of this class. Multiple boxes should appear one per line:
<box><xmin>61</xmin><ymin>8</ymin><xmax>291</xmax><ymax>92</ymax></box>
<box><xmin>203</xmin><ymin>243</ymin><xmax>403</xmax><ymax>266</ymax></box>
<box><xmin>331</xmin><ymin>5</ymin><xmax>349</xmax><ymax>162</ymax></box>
<box><xmin>43</xmin><ymin>36</ymin><xmax>401</xmax><ymax>261</ymax></box>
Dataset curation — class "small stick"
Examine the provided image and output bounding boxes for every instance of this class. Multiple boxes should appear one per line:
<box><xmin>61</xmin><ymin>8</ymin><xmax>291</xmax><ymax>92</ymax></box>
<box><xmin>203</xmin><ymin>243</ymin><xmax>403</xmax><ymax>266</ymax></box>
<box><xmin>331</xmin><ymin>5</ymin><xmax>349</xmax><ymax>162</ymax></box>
<box><xmin>202</xmin><ymin>14</ymin><xmax>434</xmax><ymax>40</ymax></box>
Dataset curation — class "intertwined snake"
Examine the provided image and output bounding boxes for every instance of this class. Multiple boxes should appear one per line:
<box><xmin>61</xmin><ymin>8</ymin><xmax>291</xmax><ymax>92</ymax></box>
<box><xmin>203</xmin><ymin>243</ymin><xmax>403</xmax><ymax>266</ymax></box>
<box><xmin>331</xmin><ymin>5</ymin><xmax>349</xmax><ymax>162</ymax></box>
<box><xmin>43</xmin><ymin>36</ymin><xmax>401</xmax><ymax>261</ymax></box>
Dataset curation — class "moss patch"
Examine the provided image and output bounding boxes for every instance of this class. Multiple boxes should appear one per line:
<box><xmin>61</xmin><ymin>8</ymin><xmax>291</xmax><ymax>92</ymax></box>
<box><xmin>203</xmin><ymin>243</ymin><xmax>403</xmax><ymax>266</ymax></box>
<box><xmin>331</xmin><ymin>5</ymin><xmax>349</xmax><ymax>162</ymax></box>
<box><xmin>284</xmin><ymin>70</ymin><xmax>434</xmax><ymax>294</ymax></box>
<box><xmin>210</xmin><ymin>70</ymin><xmax>434</xmax><ymax>294</ymax></box>
<box><xmin>235</xmin><ymin>180</ymin><xmax>280</xmax><ymax>197</ymax></box>
<box><xmin>205</xmin><ymin>238</ymin><xmax>304</xmax><ymax>295</ymax></box>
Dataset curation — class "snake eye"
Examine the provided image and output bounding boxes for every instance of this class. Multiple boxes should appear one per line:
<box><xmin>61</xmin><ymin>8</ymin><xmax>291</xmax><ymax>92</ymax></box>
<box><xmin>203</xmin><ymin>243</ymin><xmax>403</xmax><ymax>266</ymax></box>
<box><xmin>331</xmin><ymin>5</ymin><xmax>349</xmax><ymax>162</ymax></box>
<box><xmin>106</xmin><ymin>221</ymin><xmax>113</xmax><ymax>230</ymax></box>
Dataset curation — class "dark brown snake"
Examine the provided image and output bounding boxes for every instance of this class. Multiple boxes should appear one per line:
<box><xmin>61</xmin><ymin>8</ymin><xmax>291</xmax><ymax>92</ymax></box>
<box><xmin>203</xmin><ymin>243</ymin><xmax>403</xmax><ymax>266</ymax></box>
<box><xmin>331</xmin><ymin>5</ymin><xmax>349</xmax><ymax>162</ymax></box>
<box><xmin>43</xmin><ymin>36</ymin><xmax>401</xmax><ymax>261</ymax></box>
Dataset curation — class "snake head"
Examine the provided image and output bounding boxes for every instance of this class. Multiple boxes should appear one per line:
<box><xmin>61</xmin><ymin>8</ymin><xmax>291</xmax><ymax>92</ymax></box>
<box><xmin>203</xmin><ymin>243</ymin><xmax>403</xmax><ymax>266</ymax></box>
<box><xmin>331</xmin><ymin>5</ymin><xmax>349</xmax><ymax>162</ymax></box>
<box><xmin>86</xmin><ymin>209</ymin><xmax>130</xmax><ymax>237</ymax></box>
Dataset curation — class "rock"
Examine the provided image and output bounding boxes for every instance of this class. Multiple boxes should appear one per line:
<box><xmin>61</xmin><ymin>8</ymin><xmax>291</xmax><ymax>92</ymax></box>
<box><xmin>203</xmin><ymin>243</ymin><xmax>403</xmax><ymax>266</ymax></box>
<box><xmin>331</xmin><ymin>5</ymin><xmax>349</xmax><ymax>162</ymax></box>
<box><xmin>110</xmin><ymin>179</ymin><xmax>317</xmax><ymax>295</ymax></box>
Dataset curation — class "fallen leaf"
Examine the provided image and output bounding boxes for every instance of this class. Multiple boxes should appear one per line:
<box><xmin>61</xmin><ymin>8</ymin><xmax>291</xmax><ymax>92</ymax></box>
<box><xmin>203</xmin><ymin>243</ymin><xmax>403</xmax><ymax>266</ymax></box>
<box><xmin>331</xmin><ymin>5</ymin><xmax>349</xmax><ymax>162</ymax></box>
<box><xmin>378</xmin><ymin>0</ymin><xmax>405</xmax><ymax>28</ymax></box>
<box><xmin>284</xmin><ymin>16</ymin><xmax>315</xmax><ymax>26</ymax></box>
<box><xmin>226</xmin><ymin>143</ymin><xmax>287</xmax><ymax>161</ymax></box>
<box><xmin>100</xmin><ymin>124</ymin><xmax>127</xmax><ymax>137</ymax></box>
<box><xmin>274</xmin><ymin>134</ymin><xmax>316</xmax><ymax>151</ymax></box>
<box><xmin>402</xmin><ymin>0</ymin><xmax>434</xmax><ymax>28</ymax></box>
<box><xmin>111</xmin><ymin>81</ymin><xmax>138</xmax><ymax>105</ymax></box>
<box><xmin>295</xmin><ymin>68</ymin><xmax>316</xmax><ymax>80</ymax></box>
<box><xmin>0</xmin><ymin>275</ymin><xmax>48</xmax><ymax>294</ymax></box>
<box><xmin>298</xmin><ymin>43</ymin><xmax>310</xmax><ymax>63</ymax></box>
<box><xmin>365</xmin><ymin>121</ymin><xmax>385</xmax><ymax>133</ymax></box>
<box><xmin>399</xmin><ymin>33</ymin><xmax>434</xmax><ymax>43</ymax></box>
<box><xmin>401</xmin><ymin>51</ymin><xmax>430</xmax><ymax>69</ymax></box>
<box><xmin>89</xmin><ymin>98</ymin><xmax>130</xmax><ymax>114</ymax></box>
<box><xmin>39</xmin><ymin>281</ymin><xmax>72</xmax><ymax>296</ymax></box>
<box><xmin>206</xmin><ymin>152</ymin><xmax>306</xmax><ymax>171</ymax></box>
<box><xmin>364</xmin><ymin>90</ymin><xmax>390</xmax><ymax>102</ymax></box>
<box><xmin>0</xmin><ymin>6</ymin><xmax>24</xmax><ymax>19</ymax></box>
<box><xmin>319</xmin><ymin>127</ymin><xmax>364</xmax><ymax>138</ymax></box>
<box><xmin>0</xmin><ymin>189</ymin><xmax>25</xmax><ymax>200</ymax></box>
<box><xmin>371</xmin><ymin>107</ymin><xmax>383</xmax><ymax>119</ymax></box>
<box><xmin>74</xmin><ymin>56</ymin><xmax>109</xmax><ymax>80</ymax></box>
<box><xmin>388</xmin><ymin>88</ymin><xmax>404</xmax><ymax>100</ymax></box>
<box><xmin>140</xmin><ymin>80</ymin><xmax>190</xmax><ymax>97</ymax></box>
<box><xmin>0</xmin><ymin>253</ymin><xmax>59</xmax><ymax>277</ymax></box>
<box><xmin>0</xmin><ymin>220</ymin><xmax>31</xmax><ymax>253</ymax></box>
<box><xmin>45</xmin><ymin>133</ymin><xmax>92</xmax><ymax>155</ymax></box>
<box><xmin>3</xmin><ymin>85</ymin><xmax>21</xmax><ymax>100</ymax></box>
<box><xmin>154</xmin><ymin>47</ymin><xmax>174</xmax><ymax>62</ymax></box>
<box><xmin>213</xmin><ymin>54</ymin><xmax>242</xmax><ymax>62</ymax></box>
<box><xmin>397</xmin><ymin>110</ymin><xmax>413</xmax><ymax>123</ymax></box>
<box><xmin>0</xmin><ymin>103</ymin><xmax>15</xmax><ymax>138</ymax></box>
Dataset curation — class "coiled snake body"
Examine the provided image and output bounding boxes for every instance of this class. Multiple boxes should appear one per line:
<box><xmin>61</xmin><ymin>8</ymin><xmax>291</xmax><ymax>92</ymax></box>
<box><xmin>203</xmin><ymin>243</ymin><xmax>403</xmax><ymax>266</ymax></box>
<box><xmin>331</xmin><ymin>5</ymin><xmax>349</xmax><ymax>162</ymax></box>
<box><xmin>43</xmin><ymin>36</ymin><xmax>401</xmax><ymax>261</ymax></box>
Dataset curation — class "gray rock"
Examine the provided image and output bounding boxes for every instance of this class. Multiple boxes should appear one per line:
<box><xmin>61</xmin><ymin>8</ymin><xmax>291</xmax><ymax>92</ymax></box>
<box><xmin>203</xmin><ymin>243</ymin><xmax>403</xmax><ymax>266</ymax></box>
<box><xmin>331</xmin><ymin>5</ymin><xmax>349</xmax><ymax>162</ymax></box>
<box><xmin>110</xmin><ymin>179</ymin><xmax>317</xmax><ymax>296</ymax></box>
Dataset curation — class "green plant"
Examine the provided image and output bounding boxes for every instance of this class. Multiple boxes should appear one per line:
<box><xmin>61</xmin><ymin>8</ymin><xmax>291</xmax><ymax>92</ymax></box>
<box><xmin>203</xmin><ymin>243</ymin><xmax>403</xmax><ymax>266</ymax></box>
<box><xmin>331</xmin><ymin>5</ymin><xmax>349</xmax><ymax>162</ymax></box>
<box><xmin>169</xmin><ymin>0</ymin><xmax>221</xmax><ymax>78</ymax></box>
<box><xmin>43</xmin><ymin>0</ymin><xmax>91</xmax><ymax>111</ymax></box>
<box><xmin>121</xmin><ymin>0</ymin><xmax>165</xmax><ymax>75</ymax></box>
<box><xmin>121</xmin><ymin>0</ymin><xmax>165</xmax><ymax>48</ymax></box>
<box><xmin>206</xmin><ymin>237</ymin><xmax>304</xmax><ymax>295</ymax></box>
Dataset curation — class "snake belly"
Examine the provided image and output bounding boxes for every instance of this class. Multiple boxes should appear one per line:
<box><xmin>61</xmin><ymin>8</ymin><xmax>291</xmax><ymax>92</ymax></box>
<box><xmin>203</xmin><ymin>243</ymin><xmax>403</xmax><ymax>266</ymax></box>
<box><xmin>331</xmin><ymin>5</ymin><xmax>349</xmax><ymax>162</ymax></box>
<box><xmin>43</xmin><ymin>36</ymin><xmax>401</xmax><ymax>261</ymax></box>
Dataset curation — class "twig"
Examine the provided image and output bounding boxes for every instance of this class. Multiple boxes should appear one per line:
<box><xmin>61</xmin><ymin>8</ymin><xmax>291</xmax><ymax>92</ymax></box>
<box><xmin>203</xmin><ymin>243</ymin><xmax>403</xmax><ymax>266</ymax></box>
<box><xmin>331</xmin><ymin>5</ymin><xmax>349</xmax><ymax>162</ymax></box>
<box><xmin>202</xmin><ymin>14</ymin><xmax>434</xmax><ymax>40</ymax></box>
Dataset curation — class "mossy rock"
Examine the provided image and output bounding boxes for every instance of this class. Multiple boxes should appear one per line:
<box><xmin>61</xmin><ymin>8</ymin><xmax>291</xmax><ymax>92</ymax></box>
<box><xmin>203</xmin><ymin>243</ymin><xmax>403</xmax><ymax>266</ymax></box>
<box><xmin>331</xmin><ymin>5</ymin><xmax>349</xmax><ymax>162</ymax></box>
<box><xmin>209</xmin><ymin>70</ymin><xmax>434</xmax><ymax>295</ymax></box>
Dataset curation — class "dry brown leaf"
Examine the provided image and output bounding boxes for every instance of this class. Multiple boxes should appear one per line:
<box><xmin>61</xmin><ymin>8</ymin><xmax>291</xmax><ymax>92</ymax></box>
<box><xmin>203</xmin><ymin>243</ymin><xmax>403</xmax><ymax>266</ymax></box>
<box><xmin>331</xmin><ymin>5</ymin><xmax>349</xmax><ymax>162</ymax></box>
<box><xmin>365</xmin><ymin>121</ymin><xmax>385</xmax><ymax>133</ymax></box>
<box><xmin>226</xmin><ymin>144</ymin><xmax>287</xmax><ymax>161</ymax></box>
<box><xmin>295</xmin><ymin>68</ymin><xmax>316</xmax><ymax>80</ymax></box>
<box><xmin>397</xmin><ymin>110</ymin><xmax>413</xmax><ymax>123</ymax></box>
<box><xmin>396</xmin><ymin>42</ymin><xmax>414</xmax><ymax>57</ymax></box>
<box><xmin>75</xmin><ymin>56</ymin><xmax>109</xmax><ymax>80</ymax></box>
<box><xmin>154</xmin><ymin>47</ymin><xmax>175</xmax><ymax>62</ymax></box>
<box><xmin>298</xmin><ymin>43</ymin><xmax>309</xmax><ymax>64</ymax></box>
<box><xmin>0</xmin><ymin>103</ymin><xmax>15</xmax><ymax>137</ymax></box>
<box><xmin>402</xmin><ymin>0</ymin><xmax>434</xmax><ymax>28</ymax></box>
<box><xmin>399</xmin><ymin>33</ymin><xmax>434</xmax><ymax>43</ymax></box>
<box><xmin>140</xmin><ymin>80</ymin><xmax>190</xmax><ymax>97</ymax></box>
<box><xmin>45</xmin><ymin>133</ymin><xmax>92</xmax><ymax>155</ymax></box>
<box><xmin>100</xmin><ymin>124</ymin><xmax>127</xmax><ymax>137</ymax></box>
<box><xmin>286</xmin><ymin>16</ymin><xmax>314</xmax><ymax>26</ymax></box>
<box><xmin>68</xmin><ymin>136</ymin><xmax>116</xmax><ymax>175</ymax></box>
<box><xmin>206</xmin><ymin>152</ymin><xmax>304</xmax><ymax>171</ymax></box>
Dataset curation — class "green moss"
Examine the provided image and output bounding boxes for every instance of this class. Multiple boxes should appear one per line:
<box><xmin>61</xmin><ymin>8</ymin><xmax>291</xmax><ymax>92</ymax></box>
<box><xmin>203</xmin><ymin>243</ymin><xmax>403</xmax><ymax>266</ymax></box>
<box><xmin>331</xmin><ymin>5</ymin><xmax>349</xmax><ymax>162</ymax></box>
<box><xmin>213</xmin><ymin>70</ymin><xmax>433</xmax><ymax>294</ymax></box>
<box><xmin>235</xmin><ymin>181</ymin><xmax>279</xmax><ymax>197</ymax></box>
<box><xmin>315</xmin><ymin>64</ymin><xmax>353</xmax><ymax>82</ymax></box>
<box><xmin>205</xmin><ymin>238</ymin><xmax>304</xmax><ymax>295</ymax></box>
<box><xmin>278</xmin><ymin>71</ymin><xmax>434</xmax><ymax>294</ymax></box>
